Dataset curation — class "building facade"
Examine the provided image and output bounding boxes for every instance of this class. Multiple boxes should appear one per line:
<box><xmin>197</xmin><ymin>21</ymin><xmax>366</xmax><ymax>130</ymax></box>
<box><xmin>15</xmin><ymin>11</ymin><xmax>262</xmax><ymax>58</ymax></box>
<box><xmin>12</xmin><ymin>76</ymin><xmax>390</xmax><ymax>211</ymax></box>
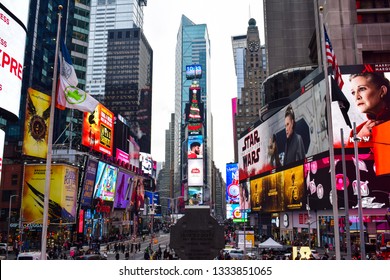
<box><xmin>173</xmin><ymin>15</ymin><xmax>212</xmax><ymax>206</ymax></box>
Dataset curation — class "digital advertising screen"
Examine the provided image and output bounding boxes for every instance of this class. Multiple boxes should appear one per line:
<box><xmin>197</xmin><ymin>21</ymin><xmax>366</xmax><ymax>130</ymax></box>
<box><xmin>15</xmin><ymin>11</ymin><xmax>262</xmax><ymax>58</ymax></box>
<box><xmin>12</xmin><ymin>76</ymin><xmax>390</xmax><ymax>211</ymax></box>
<box><xmin>80</xmin><ymin>158</ymin><xmax>98</xmax><ymax>207</ymax></box>
<box><xmin>0</xmin><ymin>0</ymin><xmax>30</xmax><ymax>120</ymax></box>
<box><xmin>188</xmin><ymin>186</ymin><xmax>203</xmax><ymax>205</ymax></box>
<box><xmin>139</xmin><ymin>152</ymin><xmax>153</xmax><ymax>175</ymax></box>
<box><xmin>185</xmin><ymin>86</ymin><xmax>204</xmax><ymax>123</ymax></box>
<box><xmin>188</xmin><ymin>135</ymin><xmax>203</xmax><ymax>159</ymax></box>
<box><xmin>185</xmin><ymin>64</ymin><xmax>202</xmax><ymax>80</ymax></box>
<box><xmin>238</xmin><ymin>181</ymin><xmax>251</xmax><ymax>212</ymax></box>
<box><xmin>226</xmin><ymin>204</ymin><xmax>247</xmax><ymax>222</ymax></box>
<box><xmin>331</xmin><ymin>64</ymin><xmax>390</xmax><ymax>176</ymax></box>
<box><xmin>226</xmin><ymin>163</ymin><xmax>240</xmax><ymax>204</ymax></box>
<box><xmin>306</xmin><ymin>154</ymin><xmax>390</xmax><ymax>211</ymax></box>
<box><xmin>114</xmin><ymin>170</ymin><xmax>133</xmax><ymax>209</ymax></box>
<box><xmin>187</xmin><ymin>158</ymin><xmax>203</xmax><ymax>187</ymax></box>
<box><xmin>82</xmin><ymin>103</ymin><xmax>114</xmax><ymax>157</ymax></box>
<box><xmin>238</xmin><ymin>79</ymin><xmax>328</xmax><ymax>181</ymax></box>
<box><xmin>332</xmin><ymin>64</ymin><xmax>390</xmax><ymax>148</ymax></box>
<box><xmin>128</xmin><ymin>136</ymin><xmax>140</xmax><ymax>168</ymax></box>
<box><xmin>93</xmin><ymin>161</ymin><xmax>118</xmax><ymax>202</ymax></box>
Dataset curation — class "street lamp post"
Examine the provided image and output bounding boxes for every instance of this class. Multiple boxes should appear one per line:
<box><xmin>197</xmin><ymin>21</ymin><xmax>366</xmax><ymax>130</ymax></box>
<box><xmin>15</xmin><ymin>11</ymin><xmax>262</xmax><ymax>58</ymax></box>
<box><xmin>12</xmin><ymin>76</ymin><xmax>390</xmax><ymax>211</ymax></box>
<box><xmin>7</xmin><ymin>194</ymin><xmax>18</xmax><ymax>260</ymax></box>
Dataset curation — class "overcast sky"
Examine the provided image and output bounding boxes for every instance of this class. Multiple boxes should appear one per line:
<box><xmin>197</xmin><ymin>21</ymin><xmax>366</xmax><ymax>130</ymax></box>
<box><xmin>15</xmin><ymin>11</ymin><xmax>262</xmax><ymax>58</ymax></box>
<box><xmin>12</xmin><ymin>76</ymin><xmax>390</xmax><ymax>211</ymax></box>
<box><xmin>143</xmin><ymin>0</ymin><xmax>264</xmax><ymax>180</ymax></box>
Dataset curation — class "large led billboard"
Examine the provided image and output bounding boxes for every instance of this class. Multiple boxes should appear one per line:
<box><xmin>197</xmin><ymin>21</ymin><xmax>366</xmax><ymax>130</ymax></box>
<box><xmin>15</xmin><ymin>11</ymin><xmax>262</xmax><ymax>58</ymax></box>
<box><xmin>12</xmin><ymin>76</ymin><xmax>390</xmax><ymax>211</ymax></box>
<box><xmin>22</xmin><ymin>88</ymin><xmax>50</xmax><ymax>158</ymax></box>
<box><xmin>82</xmin><ymin>103</ymin><xmax>114</xmax><ymax>157</ymax></box>
<box><xmin>93</xmin><ymin>161</ymin><xmax>118</xmax><ymax>202</ymax></box>
<box><xmin>331</xmin><ymin>64</ymin><xmax>390</xmax><ymax>175</ymax></box>
<box><xmin>332</xmin><ymin>64</ymin><xmax>390</xmax><ymax>148</ymax></box>
<box><xmin>305</xmin><ymin>154</ymin><xmax>390</xmax><ymax>211</ymax></box>
<box><xmin>114</xmin><ymin>171</ymin><xmax>133</xmax><ymax>209</ymax></box>
<box><xmin>226</xmin><ymin>163</ymin><xmax>239</xmax><ymax>204</ymax></box>
<box><xmin>238</xmin><ymin>79</ymin><xmax>328</xmax><ymax>180</ymax></box>
<box><xmin>188</xmin><ymin>158</ymin><xmax>203</xmax><ymax>186</ymax></box>
<box><xmin>139</xmin><ymin>152</ymin><xmax>153</xmax><ymax>175</ymax></box>
<box><xmin>128</xmin><ymin>136</ymin><xmax>140</xmax><ymax>168</ymax></box>
<box><xmin>0</xmin><ymin>0</ymin><xmax>30</xmax><ymax>120</ymax></box>
<box><xmin>186</xmin><ymin>64</ymin><xmax>202</xmax><ymax>80</ymax></box>
<box><xmin>22</xmin><ymin>164</ymin><xmax>78</xmax><ymax>223</ymax></box>
<box><xmin>185</xmin><ymin>86</ymin><xmax>204</xmax><ymax>123</ymax></box>
<box><xmin>187</xmin><ymin>135</ymin><xmax>203</xmax><ymax>159</ymax></box>
<box><xmin>188</xmin><ymin>186</ymin><xmax>203</xmax><ymax>205</ymax></box>
<box><xmin>226</xmin><ymin>204</ymin><xmax>247</xmax><ymax>222</ymax></box>
<box><xmin>250</xmin><ymin>165</ymin><xmax>305</xmax><ymax>212</ymax></box>
<box><xmin>80</xmin><ymin>158</ymin><xmax>98</xmax><ymax>207</ymax></box>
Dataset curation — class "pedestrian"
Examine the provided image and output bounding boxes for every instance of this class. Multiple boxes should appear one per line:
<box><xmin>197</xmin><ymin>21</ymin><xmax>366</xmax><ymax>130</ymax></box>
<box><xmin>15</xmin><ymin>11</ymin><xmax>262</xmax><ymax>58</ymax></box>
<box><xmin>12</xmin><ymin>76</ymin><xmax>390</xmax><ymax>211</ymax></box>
<box><xmin>144</xmin><ymin>248</ymin><xmax>150</xmax><ymax>260</ymax></box>
<box><xmin>115</xmin><ymin>252</ymin><xmax>120</xmax><ymax>260</ymax></box>
<box><xmin>125</xmin><ymin>250</ymin><xmax>129</xmax><ymax>260</ymax></box>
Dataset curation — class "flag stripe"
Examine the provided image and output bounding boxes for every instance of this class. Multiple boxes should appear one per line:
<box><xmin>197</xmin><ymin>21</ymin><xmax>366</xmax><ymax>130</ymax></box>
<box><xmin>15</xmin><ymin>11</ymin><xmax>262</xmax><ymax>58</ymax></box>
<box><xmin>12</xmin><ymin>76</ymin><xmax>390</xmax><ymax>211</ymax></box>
<box><xmin>324</xmin><ymin>26</ymin><xmax>344</xmax><ymax>90</ymax></box>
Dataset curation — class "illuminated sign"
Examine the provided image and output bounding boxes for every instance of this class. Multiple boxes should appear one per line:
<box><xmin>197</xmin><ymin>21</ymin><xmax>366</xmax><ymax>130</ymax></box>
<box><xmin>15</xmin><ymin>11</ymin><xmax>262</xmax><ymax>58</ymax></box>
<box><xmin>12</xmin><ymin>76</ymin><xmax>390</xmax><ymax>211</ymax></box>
<box><xmin>0</xmin><ymin>0</ymin><xmax>30</xmax><ymax>120</ymax></box>
<box><xmin>185</xmin><ymin>64</ymin><xmax>202</xmax><ymax>80</ymax></box>
<box><xmin>82</xmin><ymin>103</ymin><xmax>114</xmax><ymax>156</ymax></box>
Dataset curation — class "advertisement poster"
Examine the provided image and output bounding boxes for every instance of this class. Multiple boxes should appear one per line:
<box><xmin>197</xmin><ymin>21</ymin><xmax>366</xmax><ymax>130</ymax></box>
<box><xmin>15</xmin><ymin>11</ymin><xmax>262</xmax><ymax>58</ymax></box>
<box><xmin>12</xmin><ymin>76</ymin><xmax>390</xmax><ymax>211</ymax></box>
<box><xmin>82</xmin><ymin>103</ymin><xmax>114</xmax><ymax>156</ymax></box>
<box><xmin>128</xmin><ymin>136</ymin><xmax>140</xmax><ymax>168</ymax></box>
<box><xmin>114</xmin><ymin>171</ymin><xmax>133</xmax><ymax>209</ymax></box>
<box><xmin>139</xmin><ymin>152</ymin><xmax>153</xmax><ymax>175</ymax></box>
<box><xmin>0</xmin><ymin>0</ymin><xmax>30</xmax><ymax>120</ymax></box>
<box><xmin>332</xmin><ymin>65</ymin><xmax>390</xmax><ymax>149</ymax></box>
<box><xmin>283</xmin><ymin>165</ymin><xmax>305</xmax><ymax>210</ymax></box>
<box><xmin>187</xmin><ymin>135</ymin><xmax>203</xmax><ymax>159</ymax></box>
<box><xmin>22</xmin><ymin>164</ymin><xmax>78</xmax><ymax>223</ymax></box>
<box><xmin>93</xmin><ymin>161</ymin><xmax>118</xmax><ymax>202</ymax></box>
<box><xmin>226</xmin><ymin>163</ymin><xmax>240</xmax><ymax>204</ymax></box>
<box><xmin>188</xmin><ymin>186</ymin><xmax>203</xmax><ymax>205</ymax></box>
<box><xmin>22</xmin><ymin>88</ymin><xmax>50</xmax><ymax>158</ymax></box>
<box><xmin>80</xmin><ymin>158</ymin><xmax>98</xmax><ymax>207</ymax></box>
<box><xmin>226</xmin><ymin>203</ymin><xmax>247</xmax><ymax>222</ymax></box>
<box><xmin>187</xmin><ymin>158</ymin><xmax>203</xmax><ymax>186</ymax></box>
<box><xmin>306</xmin><ymin>154</ymin><xmax>390</xmax><ymax>211</ymax></box>
<box><xmin>238</xmin><ymin>79</ymin><xmax>328</xmax><ymax>180</ymax></box>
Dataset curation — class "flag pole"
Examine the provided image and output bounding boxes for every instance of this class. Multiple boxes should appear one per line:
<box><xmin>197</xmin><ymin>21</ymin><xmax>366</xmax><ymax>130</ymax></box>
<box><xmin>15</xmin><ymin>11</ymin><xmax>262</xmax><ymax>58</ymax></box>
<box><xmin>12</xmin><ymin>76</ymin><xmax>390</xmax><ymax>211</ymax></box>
<box><xmin>40</xmin><ymin>5</ymin><xmax>63</xmax><ymax>260</ymax></box>
<box><xmin>319</xmin><ymin>6</ymin><xmax>341</xmax><ymax>260</ymax></box>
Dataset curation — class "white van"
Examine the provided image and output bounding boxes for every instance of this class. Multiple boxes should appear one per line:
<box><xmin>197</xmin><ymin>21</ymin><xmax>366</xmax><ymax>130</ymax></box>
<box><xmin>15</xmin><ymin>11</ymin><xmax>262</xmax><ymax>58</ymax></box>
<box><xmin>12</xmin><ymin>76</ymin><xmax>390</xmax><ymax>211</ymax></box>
<box><xmin>17</xmin><ymin>251</ymin><xmax>50</xmax><ymax>260</ymax></box>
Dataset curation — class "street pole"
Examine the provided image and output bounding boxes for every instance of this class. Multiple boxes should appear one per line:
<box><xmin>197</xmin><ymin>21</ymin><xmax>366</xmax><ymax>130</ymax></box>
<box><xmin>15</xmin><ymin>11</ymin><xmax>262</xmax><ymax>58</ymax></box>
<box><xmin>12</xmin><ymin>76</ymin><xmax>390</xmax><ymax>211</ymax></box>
<box><xmin>41</xmin><ymin>5</ymin><xmax>62</xmax><ymax>260</ymax></box>
<box><xmin>7</xmin><ymin>195</ymin><xmax>18</xmax><ymax>260</ymax></box>
<box><xmin>341</xmin><ymin>128</ymin><xmax>352</xmax><ymax>259</ymax></box>
<box><xmin>353</xmin><ymin>122</ymin><xmax>366</xmax><ymax>260</ymax></box>
<box><xmin>307</xmin><ymin>195</ymin><xmax>311</xmax><ymax>248</ymax></box>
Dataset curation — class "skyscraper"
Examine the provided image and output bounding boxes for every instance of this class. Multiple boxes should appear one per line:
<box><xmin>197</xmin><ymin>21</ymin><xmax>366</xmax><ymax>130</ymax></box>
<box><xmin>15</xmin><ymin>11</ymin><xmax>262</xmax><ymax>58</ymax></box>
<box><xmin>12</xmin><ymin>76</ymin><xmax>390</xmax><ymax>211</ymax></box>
<box><xmin>174</xmin><ymin>15</ymin><xmax>212</xmax><ymax>203</ymax></box>
<box><xmin>86</xmin><ymin>0</ymin><xmax>151</xmax><ymax>152</ymax></box>
<box><xmin>232</xmin><ymin>18</ymin><xmax>265</xmax><ymax>162</ymax></box>
<box><xmin>86</xmin><ymin>0</ymin><xmax>147</xmax><ymax>98</ymax></box>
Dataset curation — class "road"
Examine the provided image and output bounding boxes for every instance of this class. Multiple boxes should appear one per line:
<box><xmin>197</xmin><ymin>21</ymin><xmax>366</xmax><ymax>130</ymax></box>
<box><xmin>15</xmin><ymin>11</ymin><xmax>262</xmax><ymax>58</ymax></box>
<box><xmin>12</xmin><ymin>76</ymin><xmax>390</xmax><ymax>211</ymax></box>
<box><xmin>105</xmin><ymin>233</ymin><xmax>171</xmax><ymax>260</ymax></box>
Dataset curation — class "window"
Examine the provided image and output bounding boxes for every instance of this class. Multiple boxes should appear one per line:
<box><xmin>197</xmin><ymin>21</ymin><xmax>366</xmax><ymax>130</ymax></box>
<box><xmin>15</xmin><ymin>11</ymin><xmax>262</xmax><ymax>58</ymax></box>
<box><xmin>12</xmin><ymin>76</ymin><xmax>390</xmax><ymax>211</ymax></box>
<box><xmin>11</xmin><ymin>174</ymin><xmax>18</xmax><ymax>186</ymax></box>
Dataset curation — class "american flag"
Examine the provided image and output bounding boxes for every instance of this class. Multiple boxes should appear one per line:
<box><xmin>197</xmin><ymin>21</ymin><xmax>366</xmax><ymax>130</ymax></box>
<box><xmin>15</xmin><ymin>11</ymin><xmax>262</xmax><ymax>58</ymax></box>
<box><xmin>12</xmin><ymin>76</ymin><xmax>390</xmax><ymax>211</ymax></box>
<box><xmin>324</xmin><ymin>26</ymin><xmax>344</xmax><ymax>89</ymax></box>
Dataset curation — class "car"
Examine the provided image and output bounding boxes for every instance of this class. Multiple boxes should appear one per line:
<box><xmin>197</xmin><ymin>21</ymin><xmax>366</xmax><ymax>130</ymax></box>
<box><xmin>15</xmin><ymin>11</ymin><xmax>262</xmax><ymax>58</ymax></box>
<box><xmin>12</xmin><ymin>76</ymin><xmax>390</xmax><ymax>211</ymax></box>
<box><xmin>17</xmin><ymin>251</ymin><xmax>50</xmax><ymax>260</ymax></box>
<box><xmin>227</xmin><ymin>249</ymin><xmax>245</xmax><ymax>260</ymax></box>
<box><xmin>310</xmin><ymin>249</ymin><xmax>320</xmax><ymax>260</ymax></box>
<box><xmin>0</xmin><ymin>243</ymin><xmax>8</xmax><ymax>254</ymax></box>
<box><xmin>75</xmin><ymin>254</ymin><xmax>107</xmax><ymax>260</ymax></box>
